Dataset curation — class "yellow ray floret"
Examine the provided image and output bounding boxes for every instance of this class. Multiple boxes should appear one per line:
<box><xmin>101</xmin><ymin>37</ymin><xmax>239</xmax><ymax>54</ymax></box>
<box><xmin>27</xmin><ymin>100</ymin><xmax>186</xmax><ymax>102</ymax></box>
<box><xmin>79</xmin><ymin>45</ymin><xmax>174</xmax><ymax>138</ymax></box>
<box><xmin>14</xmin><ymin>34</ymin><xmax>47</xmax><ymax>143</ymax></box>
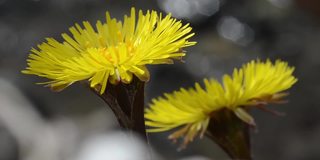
<box><xmin>145</xmin><ymin>80</ymin><xmax>224</xmax><ymax>147</ymax></box>
<box><xmin>22</xmin><ymin>8</ymin><xmax>196</xmax><ymax>94</ymax></box>
<box><xmin>145</xmin><ymin>59</ymin><xmax>297</xmax><ymax>147</ymax></box>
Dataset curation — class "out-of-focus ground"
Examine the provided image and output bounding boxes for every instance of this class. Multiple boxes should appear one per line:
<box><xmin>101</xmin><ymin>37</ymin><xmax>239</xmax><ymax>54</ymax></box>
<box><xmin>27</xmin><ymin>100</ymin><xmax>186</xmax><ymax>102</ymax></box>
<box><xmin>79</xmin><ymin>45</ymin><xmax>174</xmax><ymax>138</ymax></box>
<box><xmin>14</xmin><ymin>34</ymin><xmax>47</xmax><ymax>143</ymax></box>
<box><xmin>0</xmin><ymin>0</ymin><xmax>319</xmax><ymax>159</ymax></box>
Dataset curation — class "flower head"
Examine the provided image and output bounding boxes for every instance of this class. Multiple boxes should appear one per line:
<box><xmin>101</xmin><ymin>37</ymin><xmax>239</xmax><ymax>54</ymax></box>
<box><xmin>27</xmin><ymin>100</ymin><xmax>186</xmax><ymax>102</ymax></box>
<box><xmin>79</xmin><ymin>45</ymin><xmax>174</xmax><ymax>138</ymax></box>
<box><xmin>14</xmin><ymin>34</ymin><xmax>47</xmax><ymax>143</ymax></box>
<box><xmin>22</xmin><ymin>8</ymin><xmax>196</xmax><ymax>94</ymax></box>
<box><xmin>145</xmin><ymin>59</ymin><xmax>297</xmax><ymax>147</ymax></box>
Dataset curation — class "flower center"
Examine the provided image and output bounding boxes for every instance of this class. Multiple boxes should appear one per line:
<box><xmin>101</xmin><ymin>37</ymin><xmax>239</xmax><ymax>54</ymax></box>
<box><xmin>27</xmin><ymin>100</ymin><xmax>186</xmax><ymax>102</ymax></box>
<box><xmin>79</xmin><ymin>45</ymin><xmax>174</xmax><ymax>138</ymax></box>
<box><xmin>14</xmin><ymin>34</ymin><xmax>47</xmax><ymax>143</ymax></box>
<box><xmin>97</xmin><ymin>41</ymin><xmax>135</xmax><ymax>66</ymax></box>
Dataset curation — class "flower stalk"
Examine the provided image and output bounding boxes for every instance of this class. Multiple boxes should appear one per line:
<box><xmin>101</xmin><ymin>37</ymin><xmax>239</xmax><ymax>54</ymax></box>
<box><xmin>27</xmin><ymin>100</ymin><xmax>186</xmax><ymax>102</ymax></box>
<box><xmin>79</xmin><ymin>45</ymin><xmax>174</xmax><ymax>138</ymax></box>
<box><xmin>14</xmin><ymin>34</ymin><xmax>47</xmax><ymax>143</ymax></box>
<box><xmin>90</xmin><ymin>76</ymin><xmax>147</xmax><ymax>139</ymax></box>
<box><xmin>206</xmin><ymin>109</ymin><xmax>251</xmax><ymax>159</ymax></box>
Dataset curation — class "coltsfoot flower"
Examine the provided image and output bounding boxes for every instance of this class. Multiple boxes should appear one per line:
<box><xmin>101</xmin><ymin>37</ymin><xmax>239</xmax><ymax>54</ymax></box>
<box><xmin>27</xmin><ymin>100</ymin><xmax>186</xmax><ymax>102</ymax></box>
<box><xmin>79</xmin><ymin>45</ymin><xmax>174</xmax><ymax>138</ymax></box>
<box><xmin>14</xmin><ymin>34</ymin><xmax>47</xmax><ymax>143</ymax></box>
<box><xmin>22</xmin><ymin>8</ymin><xmax>196</xmax><ymax>94</ymax></box>
<box><xmin>145</xmin><ymin>59</ymin><xmax>297</xmax><ymax>147</ymax></box>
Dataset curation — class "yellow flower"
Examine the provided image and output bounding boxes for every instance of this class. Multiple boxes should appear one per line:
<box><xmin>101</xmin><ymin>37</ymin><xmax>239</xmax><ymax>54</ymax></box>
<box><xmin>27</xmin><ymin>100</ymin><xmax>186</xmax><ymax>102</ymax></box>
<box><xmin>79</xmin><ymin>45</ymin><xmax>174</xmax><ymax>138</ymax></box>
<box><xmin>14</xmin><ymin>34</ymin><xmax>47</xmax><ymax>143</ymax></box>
<box><xmin>145</xmin><ymin>59</ymin><xmax>297</xmax><ymax>147</ymax></box>
<box><xmin>22</xmin><ymin>8</ymin><xmax>196</xmax><ymax>94</ymax></box>
<box><xmin>145</xmin><ymin>80</ymin><xmax>224</xmax><ymax>147</ymax></box>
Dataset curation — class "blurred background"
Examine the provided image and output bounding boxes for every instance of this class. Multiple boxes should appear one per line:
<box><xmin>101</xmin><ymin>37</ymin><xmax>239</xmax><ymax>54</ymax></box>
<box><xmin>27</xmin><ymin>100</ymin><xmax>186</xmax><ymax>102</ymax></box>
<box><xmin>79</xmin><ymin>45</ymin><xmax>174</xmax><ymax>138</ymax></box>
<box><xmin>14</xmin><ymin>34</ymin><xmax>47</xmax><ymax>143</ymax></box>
<box><xmin>0</xmin><ymin>0</ymin><xmax>319</xmax><ymax>159</ymax></box>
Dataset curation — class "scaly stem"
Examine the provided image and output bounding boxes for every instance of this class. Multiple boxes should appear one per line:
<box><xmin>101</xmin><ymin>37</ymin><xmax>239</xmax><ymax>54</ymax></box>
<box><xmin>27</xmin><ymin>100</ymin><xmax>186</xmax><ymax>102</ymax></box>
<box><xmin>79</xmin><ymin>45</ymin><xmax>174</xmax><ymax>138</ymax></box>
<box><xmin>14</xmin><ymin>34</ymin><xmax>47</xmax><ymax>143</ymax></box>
<box><xmin>206</xmin><ymin>109</ymin><xmax>252</xmax><ymax>160</ymax></box>
<box><xmin>89</xmin><ymin>76</ymin><xmax>147</xmax><ymax>140</ymax></box>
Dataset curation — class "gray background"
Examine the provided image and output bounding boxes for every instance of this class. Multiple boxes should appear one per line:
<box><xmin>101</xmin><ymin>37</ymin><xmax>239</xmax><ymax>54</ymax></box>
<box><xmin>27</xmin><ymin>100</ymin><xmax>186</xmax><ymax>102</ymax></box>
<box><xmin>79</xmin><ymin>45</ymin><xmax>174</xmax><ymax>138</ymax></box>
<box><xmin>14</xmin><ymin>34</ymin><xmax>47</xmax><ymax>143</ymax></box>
<box><xmin>0</xmin><ymin>0</ymin><xmax>319</xmax><ymax>159</ymax></box>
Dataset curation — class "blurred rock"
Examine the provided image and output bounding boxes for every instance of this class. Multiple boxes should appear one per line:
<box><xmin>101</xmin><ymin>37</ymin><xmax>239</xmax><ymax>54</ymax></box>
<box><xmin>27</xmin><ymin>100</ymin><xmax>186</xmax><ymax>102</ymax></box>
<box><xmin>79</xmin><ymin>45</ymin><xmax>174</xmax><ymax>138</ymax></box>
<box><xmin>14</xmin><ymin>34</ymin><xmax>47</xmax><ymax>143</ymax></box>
<box><xmin>76</xmin><ymin>132</ymin><xmax>159</xmax><ymax>160</ymax></box>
